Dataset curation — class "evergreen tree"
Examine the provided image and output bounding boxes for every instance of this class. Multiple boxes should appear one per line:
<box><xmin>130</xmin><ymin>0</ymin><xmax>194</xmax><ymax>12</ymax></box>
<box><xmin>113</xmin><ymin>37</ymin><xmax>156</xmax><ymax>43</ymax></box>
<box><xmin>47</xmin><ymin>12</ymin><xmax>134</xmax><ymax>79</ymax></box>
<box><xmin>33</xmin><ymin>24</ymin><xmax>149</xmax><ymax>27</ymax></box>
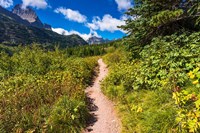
<box><xmin>121</xmin><ymin>0</ymin><xmax>200</xmax><ymax>54</ymax></box>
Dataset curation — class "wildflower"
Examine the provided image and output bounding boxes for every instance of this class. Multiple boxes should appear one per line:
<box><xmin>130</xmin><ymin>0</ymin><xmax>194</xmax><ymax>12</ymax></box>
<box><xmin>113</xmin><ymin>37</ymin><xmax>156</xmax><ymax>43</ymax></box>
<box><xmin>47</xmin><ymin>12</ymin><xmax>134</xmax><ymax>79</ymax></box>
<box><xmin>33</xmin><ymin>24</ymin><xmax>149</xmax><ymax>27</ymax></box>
<box><xmin>192</xmin><ymin>80</ymin><xmax>199</xmax><ymax>85</ymax></box>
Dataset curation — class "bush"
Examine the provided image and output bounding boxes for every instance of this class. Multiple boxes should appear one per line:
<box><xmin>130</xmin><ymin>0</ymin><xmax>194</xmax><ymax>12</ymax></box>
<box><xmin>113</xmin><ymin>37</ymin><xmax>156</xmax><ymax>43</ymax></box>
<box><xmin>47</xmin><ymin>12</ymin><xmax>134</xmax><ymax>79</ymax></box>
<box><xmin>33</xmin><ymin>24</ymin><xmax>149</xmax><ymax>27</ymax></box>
<box><xmin>0</xmin><ymin>45</ymin><xmax>98</xmax><ymax>132</ymax></box>
<box><xmin>101</xmin><ymin>32</ymin><xmax>200</xmax><ymax>132</ymax></box>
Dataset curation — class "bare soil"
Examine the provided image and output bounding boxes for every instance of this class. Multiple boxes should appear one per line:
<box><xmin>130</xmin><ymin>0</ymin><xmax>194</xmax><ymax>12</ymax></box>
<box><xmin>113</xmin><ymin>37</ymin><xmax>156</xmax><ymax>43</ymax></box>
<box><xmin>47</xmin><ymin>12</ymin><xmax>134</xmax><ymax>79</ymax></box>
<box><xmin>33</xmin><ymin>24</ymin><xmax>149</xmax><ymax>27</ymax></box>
<box><xmin>84</xmin><ymin>59</ymin><xmax>121</xmax><ymax>133</ymax></box>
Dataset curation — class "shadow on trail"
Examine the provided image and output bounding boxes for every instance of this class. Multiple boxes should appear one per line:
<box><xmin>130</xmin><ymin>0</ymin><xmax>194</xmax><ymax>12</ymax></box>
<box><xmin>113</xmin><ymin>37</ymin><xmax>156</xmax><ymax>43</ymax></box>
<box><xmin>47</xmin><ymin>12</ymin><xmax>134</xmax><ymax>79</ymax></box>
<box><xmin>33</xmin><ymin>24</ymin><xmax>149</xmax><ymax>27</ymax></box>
<box><xmin>84</xmin><ymin>59</ymin><xmax>121</xmax><ymax>133</ymax></box>
<box><xmin>85</xmin><ymin>96</ymin><xmax>98</xmax><ymax>132</ymax></box>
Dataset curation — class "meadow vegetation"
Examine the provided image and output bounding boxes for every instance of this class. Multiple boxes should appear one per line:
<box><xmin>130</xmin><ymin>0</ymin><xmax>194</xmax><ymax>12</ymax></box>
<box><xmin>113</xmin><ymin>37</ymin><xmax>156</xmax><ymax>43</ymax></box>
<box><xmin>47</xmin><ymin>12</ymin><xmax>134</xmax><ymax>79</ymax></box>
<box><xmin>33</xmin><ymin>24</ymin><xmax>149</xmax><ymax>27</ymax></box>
<box><xmin>0</xmin><ymin>45</ymin><xmax>98</xmax><ymax>132</ymax></box>
<box><xmin>1</xmin><ymin>0</ymin><xmax>200</xmax><ymax>133</ymax></box>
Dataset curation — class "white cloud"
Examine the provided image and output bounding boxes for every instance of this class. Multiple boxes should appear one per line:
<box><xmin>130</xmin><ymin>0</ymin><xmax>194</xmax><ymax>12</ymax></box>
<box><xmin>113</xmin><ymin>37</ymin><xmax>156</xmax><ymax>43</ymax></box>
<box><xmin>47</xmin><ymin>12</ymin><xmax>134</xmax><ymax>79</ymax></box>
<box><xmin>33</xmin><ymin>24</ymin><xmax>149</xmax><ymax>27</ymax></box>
<box><xmin>52</xmin><ymin>28</ymin><xmax>100</xmax><ymax>41</ymax></box>
<box><xmin>54</xmin><ymin>7</ymin><xmax>87</xmax><ymax>23</ymax></box>
<box><xmin>22</xmin><ymin>0</ymin><xmax>48</xmax><ymax>9</ymax></box>
<box><xmin>120</xmin><ymin>14</ymin><xmax>136</xmax><ymax>21</ymax></box>
<box><xmin>87</xmin><ymin>14</ymin><xmax>126</xmax><ymax>33</ymax></box>
<box><xmin>0</xmin><ymin>0</ymin><xmax>13</xmax><ymax>8</ymax></box>
<box><xmin>115</xmin><ymin>0</ymin><xmax>132</xmax><ymax>11</ymax></box>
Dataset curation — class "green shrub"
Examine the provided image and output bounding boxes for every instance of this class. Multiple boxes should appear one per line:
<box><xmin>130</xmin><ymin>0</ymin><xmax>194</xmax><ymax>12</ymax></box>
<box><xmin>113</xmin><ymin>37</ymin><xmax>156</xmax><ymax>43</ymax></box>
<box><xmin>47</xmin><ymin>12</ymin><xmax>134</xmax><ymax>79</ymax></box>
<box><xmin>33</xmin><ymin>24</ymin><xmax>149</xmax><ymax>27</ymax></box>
<box><xmin>47</xmin><ymin>96</ymin><xmax>88</xmax><ymax>133</ymax></box>
<box><xmin>101</xmin><ymin>32</ymin><xmax>200</xmax><ymax>132</ymax></box>
<box><xmin>0</xmin><ymin>45</ymin><xmax>98</xmax><ymax>132</ymax></box>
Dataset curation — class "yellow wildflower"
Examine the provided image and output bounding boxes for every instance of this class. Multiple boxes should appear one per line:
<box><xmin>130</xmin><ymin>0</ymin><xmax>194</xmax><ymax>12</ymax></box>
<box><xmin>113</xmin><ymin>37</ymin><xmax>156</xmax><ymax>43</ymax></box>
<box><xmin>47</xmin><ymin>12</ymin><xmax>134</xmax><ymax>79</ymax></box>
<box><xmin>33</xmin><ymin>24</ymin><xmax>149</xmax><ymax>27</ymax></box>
<box><xmin>188</xmin><ymin>71</ymin><xmax>193</xmax><ymax>76</ymax></box>
<box><xmin>192</xmin><ymin>80</ymin><xmax>199</xmax><ymax>85</ymax></box>
<box><xmin>137</xmin><ymin>107</ymin><xmax>143</xmax><ymax>113</ymax></box>
<box><xmin>190</xmin><ymin>74</ymin><xmax>195</xmax><ymax>79</ymax></box>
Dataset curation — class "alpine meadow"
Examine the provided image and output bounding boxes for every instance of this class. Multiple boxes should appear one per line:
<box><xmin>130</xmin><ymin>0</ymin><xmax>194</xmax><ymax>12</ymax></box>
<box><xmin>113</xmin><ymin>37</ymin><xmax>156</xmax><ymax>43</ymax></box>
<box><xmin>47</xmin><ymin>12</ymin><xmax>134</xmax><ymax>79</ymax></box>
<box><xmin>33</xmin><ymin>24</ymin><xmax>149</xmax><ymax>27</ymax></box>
<box><xmin>0</xmin><ymin>0</ymin><xmax>200</xmax><ymax>133</ymax></box>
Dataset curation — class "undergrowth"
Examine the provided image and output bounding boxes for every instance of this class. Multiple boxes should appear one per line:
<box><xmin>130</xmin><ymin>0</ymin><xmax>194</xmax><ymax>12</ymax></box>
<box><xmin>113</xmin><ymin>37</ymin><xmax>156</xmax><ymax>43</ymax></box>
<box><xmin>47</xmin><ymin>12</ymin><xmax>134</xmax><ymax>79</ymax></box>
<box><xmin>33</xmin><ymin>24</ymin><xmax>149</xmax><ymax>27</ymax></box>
<box><xmin>102</xmin><ymin>32</ymin><xmax>200</xmax><ymax>132</ymax></box>
<box><xmin>0</xmin><ymin>45</ymin><xmax>98</xmax><ymax>132</ymax></box>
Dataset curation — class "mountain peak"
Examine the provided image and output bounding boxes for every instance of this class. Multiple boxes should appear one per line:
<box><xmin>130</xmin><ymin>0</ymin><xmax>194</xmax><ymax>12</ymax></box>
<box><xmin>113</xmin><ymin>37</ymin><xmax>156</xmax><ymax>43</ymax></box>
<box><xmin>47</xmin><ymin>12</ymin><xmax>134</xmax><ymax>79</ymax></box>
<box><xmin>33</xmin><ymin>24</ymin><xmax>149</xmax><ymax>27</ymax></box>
<box><xmin>12</xmin><ymin>4</ymin><xmax>51</xmax><ymax>29</ymax></box>
<box><xmin>87</xmin><ymin>36</ymin><xmax>110</xmax><ymax>44</ymax></box>
<box><xmin>12</xmin><ymin>4</ymin><xmax>38</xmax><ymax>23</ymax></box>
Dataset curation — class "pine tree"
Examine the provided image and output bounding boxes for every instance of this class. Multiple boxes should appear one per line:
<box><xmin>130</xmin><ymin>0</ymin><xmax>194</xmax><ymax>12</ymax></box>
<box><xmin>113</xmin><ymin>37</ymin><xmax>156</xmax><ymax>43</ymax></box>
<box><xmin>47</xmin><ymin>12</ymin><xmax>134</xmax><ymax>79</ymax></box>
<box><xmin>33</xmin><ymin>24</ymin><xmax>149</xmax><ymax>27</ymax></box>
<box><xmin>121</xmin><ymin>0</ymin><xmax>200</xmax><ymax>50</ymax></box>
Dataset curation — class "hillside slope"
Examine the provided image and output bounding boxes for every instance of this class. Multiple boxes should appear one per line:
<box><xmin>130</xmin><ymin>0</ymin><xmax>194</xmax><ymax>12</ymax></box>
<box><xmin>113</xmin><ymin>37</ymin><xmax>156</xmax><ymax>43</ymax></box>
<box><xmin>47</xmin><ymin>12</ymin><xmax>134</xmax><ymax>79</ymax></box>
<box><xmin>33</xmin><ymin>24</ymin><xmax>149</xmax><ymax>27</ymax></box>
<box><xmin>0</xmin><ymin>6</ymin><xmax>87</xmax><ymax>48</ymax></box>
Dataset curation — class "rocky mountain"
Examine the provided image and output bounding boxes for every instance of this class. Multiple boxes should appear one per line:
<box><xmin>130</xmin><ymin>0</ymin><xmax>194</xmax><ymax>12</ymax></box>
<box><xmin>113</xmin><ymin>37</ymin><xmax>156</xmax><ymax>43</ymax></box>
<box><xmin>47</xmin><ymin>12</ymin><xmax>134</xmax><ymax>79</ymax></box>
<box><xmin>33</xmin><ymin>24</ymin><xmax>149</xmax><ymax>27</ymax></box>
<box><xmin>0</xmin><ymin>6</ymin><xmax>30</xmax><ymax>25</ymax></box>
<box><xmin>0</xmin><ymin>6</ymin><xmax>88</xmax><ymax>48</ymax></box>
<box><xmin>12</xmin><ymin>4</ymin><xmax>51</xmax><ymax>29</ymax></box>
<box><xmin>87</xmin><ymin>36</ymin><xmax>110</xmax><ymax>44</ymax></box>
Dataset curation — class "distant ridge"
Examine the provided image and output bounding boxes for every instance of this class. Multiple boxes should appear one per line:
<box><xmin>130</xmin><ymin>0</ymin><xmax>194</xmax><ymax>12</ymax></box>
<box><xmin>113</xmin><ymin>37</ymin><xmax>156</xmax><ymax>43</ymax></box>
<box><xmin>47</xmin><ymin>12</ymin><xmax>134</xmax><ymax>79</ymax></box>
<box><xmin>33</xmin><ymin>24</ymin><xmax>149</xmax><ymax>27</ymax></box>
<box><xmin>0</xmin><ymin>5</ymin><xmax>88</xmax><ymax>47</ymax></box>
<box><xmin>87</xmin><ymin>36</ymin><xmax>110</xmax><ymax>44</ymax></box>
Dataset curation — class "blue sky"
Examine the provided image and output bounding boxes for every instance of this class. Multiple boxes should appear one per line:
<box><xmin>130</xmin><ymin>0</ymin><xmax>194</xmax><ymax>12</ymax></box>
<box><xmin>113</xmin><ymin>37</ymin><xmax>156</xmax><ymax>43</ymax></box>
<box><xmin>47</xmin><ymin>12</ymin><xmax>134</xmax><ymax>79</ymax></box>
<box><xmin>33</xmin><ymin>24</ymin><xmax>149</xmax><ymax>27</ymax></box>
<box><xmin>1</xmin><ymin>0</ymin><xmax>133</xmax><ymax>40</ymax></box>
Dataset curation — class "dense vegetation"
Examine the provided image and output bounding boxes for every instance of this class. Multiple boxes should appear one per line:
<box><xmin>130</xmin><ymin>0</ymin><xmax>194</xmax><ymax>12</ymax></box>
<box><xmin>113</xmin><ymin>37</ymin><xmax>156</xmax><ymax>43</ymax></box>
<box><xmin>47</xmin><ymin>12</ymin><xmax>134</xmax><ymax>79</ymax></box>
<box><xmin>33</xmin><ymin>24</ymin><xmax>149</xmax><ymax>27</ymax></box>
<box><xmin>1</xmin><ymin>0</ymin><xmax>200</xmax><ymax>133</ymax></box>
<box><xmin>65</xmin><ymin>42</ymin><xmax>119</xmax><ymax>57</ymax></box>
<box><xmin>120</xmin><ymin>0</ymin><xmax>200</xmax><ymax>57</ymax></box>
<box><xmin>0</xmin><ymin>46</ymin><xmax>98</xmax><ymax>132</ymax></box>
<box><xmin>102</xmin><ymin>33</ymin><xmax>200</xmax><ymax>132</ymax></box>
<box><xmin>101</xmin><ymin>0</ymin><xmax>200</xmax><ymax>132</ymax></box>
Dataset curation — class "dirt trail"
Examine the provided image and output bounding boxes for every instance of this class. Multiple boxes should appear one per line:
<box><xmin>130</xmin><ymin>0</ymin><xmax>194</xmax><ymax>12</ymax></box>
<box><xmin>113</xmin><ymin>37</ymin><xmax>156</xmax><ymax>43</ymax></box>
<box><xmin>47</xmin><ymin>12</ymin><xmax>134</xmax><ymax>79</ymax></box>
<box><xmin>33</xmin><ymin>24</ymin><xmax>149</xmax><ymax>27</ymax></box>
<box><xmin>84</xmin><ymin>58</ymin><xmax>121</xmax><ymax>133</ymax></box>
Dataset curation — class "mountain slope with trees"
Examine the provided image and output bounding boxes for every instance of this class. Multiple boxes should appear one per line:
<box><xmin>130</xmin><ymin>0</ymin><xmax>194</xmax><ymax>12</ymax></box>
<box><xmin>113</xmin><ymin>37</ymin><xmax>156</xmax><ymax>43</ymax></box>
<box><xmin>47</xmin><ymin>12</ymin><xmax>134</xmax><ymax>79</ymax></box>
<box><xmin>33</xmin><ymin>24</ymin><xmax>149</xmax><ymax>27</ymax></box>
<box><xmin>0</xmin><ymin>6</ymin><xmax>87</xmax><ymax>48</ymax></box>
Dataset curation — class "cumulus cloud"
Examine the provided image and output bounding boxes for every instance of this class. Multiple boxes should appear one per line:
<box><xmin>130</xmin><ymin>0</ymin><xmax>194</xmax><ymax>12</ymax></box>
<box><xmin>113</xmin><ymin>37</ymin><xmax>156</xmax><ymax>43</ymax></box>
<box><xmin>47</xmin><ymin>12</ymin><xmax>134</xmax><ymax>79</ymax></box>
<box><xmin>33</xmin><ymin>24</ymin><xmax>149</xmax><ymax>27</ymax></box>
<box><xmin>0</xmin><ymin>0</ymin><xmax>13</xmax><ymax>8</ymax></box>
<box><xmin>22</xmin><ymin>0</ymin><xmax>48</xmax><ymax>9</ymax></box>
<box><xmin>87</xmin><ymin>14</ymin><xmax>126</xmax><ymax>33</ymax></box>
<box><xmin>54</xmin><ymin>7</ymin><xmax>87</xmax><ymax>23</ymax></box>
<box><xmin>115</xmin><ymin>0</ymin><xmax>132</xmax><ymax>11</ymax></box>
<box><xmin>52</xmin><ymin>27</ymin><xmax>100</xmax><ymax>41</ymax></box>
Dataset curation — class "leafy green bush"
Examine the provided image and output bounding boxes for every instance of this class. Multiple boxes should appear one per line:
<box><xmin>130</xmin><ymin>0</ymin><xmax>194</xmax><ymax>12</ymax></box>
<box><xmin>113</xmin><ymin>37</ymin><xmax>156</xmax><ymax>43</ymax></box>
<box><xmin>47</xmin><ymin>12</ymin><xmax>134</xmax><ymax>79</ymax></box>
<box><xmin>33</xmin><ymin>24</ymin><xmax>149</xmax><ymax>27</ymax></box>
<box><xmin>0</xmin><ymin>45</ymin><xmax>98</xmax><ymax>132</ymax></box>
<box><xmin>173</xmin><ymin>67</ymin><xmax>200</xmax><ymax>132</ymax></box>
<box><xmin>101</xmin><ymin>32</ymin><xmax>200</xmax><ymax>132</ymax></box>
<box><xmin>46</xmin><ymin>96</ymin><xmax>88</xmax><ymax>133</ymax></box>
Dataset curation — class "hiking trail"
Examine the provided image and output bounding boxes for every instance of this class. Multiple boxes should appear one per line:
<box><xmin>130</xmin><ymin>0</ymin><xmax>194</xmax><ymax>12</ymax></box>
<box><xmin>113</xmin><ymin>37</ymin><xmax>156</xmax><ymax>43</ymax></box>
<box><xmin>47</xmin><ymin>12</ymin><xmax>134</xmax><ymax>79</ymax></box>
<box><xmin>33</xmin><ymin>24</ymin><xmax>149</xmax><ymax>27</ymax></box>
<box><xmin>84</xmin><ymin>58</ymin><xmax>121</xmax><ymax>133</ymax></box>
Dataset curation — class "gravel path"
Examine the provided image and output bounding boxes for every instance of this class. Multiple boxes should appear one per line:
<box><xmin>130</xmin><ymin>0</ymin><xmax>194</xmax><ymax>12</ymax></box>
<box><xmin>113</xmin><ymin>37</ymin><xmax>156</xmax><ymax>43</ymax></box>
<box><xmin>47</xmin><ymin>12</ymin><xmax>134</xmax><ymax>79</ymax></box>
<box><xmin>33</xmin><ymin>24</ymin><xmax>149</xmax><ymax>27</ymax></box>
<box><xmin>84</xmin><ymin>58</ymin><xmax>121</xmax><ymax>133</ymax></box>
